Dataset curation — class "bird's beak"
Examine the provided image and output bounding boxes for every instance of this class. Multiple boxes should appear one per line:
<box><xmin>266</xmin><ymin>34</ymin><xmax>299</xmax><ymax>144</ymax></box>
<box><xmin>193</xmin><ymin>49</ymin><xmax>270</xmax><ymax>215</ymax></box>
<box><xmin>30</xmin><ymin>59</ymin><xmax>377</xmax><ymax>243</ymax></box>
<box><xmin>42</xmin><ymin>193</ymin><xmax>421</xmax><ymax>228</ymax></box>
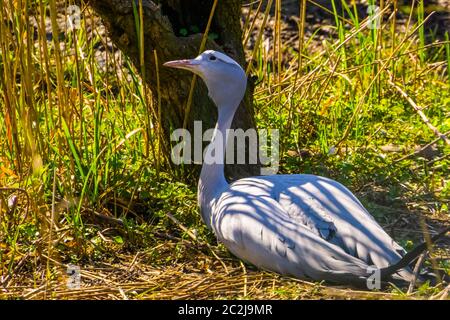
<box><xmin>163</xmin><ymin>59</ymin><xmax>200</xmax><ymax>72</ymax></box>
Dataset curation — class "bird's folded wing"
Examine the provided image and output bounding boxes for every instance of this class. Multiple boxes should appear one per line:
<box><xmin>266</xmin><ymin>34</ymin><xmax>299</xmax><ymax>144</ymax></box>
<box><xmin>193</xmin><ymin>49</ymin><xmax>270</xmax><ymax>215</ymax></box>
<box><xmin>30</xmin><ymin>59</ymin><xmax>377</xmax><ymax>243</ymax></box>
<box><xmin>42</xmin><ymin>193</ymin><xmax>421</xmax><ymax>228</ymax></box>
<box><xmin>272</xmin><ymin>175</ymin><xmax>407</xmax><ymax>268</ymax></box>
<box><xmin>212</xmin><ymin>190</ymin><xmax>372</xmax><ymax>285</ymax></box>
<box><xmin>278</xmin><ymin>191</ymin><xmax>337</xmax><ymax>240</ymax></box>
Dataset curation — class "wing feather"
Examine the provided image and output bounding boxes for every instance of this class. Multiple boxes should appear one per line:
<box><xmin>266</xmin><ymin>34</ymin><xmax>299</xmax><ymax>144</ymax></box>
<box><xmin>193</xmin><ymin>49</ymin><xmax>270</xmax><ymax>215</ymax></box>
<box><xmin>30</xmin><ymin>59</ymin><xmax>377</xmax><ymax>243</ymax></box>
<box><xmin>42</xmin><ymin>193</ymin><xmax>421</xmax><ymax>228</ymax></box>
<box><xmin>217</xmin><ymin>174</ymin><xmax>413</xmax><ymax>282</ymax></box>
<box><xmin>212</xmin><ymin>187</ymin><xmax>373</xmax><ymax>285</ymax></box>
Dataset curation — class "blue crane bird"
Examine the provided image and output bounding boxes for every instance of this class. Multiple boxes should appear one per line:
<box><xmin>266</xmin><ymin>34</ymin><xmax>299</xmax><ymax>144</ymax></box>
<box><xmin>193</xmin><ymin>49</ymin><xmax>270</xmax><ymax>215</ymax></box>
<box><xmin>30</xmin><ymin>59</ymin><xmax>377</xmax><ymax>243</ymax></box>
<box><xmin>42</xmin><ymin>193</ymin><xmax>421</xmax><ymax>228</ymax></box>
<box><xmin>164</xmin><ymin>50</ymin><xmax>443</xmax><ymax>286</ymax></box>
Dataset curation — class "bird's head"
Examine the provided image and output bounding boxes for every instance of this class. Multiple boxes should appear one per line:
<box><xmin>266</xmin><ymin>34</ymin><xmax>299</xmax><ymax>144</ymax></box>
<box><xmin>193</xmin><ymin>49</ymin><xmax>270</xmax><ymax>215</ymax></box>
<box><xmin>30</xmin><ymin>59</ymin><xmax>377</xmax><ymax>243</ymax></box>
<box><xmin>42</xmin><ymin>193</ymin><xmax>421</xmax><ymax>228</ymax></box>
<box><xmin>164</xmin><ymin>50</ymin><xmax>247</xmax><ymax>109</ymax></box>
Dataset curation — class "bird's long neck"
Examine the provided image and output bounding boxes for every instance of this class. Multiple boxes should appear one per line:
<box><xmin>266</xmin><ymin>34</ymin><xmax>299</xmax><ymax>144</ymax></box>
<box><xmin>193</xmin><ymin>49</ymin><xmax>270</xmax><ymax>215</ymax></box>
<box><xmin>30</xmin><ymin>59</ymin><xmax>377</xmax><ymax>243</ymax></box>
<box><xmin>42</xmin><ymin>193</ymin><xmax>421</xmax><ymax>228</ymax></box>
<box><xmin>198</xmin><ymin>103</ymin><xmax>238</xmax><ymax>229</ymax></box>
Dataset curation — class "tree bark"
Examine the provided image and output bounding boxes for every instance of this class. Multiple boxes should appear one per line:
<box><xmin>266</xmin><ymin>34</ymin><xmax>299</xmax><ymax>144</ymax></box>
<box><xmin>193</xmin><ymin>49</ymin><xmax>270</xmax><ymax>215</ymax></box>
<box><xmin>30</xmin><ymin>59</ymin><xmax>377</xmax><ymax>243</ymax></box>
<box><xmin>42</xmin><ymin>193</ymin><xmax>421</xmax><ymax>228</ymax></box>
<box><xmin>88</xmin><ymin>0</ymin><xmax>259</xmax><ymax>181</ymax></box>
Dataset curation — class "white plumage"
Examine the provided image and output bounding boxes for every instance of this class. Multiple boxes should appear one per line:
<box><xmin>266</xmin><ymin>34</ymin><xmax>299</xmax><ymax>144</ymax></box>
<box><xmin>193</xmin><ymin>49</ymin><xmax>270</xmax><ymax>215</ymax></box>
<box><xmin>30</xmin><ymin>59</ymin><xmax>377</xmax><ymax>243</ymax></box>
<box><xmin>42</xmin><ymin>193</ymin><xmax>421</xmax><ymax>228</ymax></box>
<box><xmin>164</xmin><ymin>50</ymin><xmax>413</xmax><ymax>285</ymax></box>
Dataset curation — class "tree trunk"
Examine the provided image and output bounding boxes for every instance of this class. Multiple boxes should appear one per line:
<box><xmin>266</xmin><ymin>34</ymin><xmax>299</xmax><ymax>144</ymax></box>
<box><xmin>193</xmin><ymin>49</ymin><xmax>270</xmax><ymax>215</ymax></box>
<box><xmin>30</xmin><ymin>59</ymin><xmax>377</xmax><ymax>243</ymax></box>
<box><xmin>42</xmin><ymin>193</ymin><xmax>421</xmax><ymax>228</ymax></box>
<box><xmin>88</xmin><ymin>0</ymin><xmax>259</xmax><ymax>181</ymax></box>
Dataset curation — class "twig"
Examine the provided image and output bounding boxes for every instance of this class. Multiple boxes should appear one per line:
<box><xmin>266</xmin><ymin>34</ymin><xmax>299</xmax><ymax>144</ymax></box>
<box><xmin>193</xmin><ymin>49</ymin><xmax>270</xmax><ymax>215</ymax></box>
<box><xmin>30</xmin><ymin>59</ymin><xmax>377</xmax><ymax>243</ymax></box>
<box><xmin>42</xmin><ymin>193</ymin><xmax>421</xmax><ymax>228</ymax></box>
<box><xmin>394</xmin><ymin>131</ymin><xmax>450</xmax><ymax>163</ymax></box>
<box><xmin>118</xmin><ymin>288</ymin><xmax>129</xmax><ymax>300</ymax></box>
<box><xmin>240</xmin><ymin>261</ymin><xmax>248</xmax><ymax>297</ymax></box>
<box><xmin>0</xmin><ymin>253</ymin><xmax>31</xmax><ymax>288</ymax></box>
<box><xmin>165</xmin><ymin>212</ymin><xmax>229</xmax><ymax>273</ymax></box>
<box><xmin>165</xmin><ymin>212</ymin><xmax>197</xmax><ymax>241</ymax></box>
<box><xmin>429</xmin><ymin>283</ymin><xmax>450</xmax><ymax>300</ymax></box>
<box><xmin>427</xmin><ymin>153</ymin><xmax>450</xmax><ymax>166</ymax></box>
<box><xmin>22</xmin><ymin>284</ymin><xmax>47</xmax><ymax>300</ymax></box>
<box><xmin>419</xmin><ymin>218</ymin><xmax>442</xmax><ymax>284</ymax></box>
<box><xmin>388</xmin><ymin>80</ymin><xmax>450</xmax><ymax>146</ymax></box>
<box><xmin>128</xmin><ymin>251</ymin><xmax>141</xmax><ymax>272</ymax></box>
<box><xmin>381</xmin><ymin>227</ymin><xmax>450</xmax><ymax>279</ymax></box>
<box><xmin>86</xmin><ymin>207</ymin><xmax>125</xmax><ymax>226</ymax></box>
<box><xmin>438</xmin><ymin>284</ymin><xmax>450</xmax><ymax>300</ymax></box>
<box><xmin>407</xmin><ymin>251</ymin><xmax>427</xmax><ymax>294</ymax></box>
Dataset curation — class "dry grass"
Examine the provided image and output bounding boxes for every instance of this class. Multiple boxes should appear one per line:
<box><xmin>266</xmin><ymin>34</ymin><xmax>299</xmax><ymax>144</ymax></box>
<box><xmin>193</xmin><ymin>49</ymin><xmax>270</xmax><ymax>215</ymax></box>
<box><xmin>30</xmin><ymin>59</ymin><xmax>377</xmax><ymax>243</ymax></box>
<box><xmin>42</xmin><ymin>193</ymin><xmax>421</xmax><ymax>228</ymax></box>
<box><xmin>0</xmin><ymin>237</ymin><xmax>423</xmax><ymax>300</ymax></box>
<box><xmin>1</xmin><ymin>199</ymin><xmax>448</xmax><ymax>300</ymax></box>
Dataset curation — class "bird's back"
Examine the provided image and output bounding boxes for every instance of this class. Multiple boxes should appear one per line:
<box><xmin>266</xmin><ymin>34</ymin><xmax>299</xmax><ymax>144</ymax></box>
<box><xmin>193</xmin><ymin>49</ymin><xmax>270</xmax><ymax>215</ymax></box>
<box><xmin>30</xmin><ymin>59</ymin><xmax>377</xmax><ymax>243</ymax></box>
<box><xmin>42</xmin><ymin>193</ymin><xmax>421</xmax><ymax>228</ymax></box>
<box><xmin>210</xmin><ymin>174</ymin><xmax>413</xmax><ymax>285</ymax></box>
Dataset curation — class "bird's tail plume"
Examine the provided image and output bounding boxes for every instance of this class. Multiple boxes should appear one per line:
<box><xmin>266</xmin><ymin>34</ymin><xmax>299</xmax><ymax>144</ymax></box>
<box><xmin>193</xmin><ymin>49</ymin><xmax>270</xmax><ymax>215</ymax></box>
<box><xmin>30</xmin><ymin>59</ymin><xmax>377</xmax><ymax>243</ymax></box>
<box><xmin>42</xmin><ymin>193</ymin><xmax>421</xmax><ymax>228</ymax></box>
<box><xmin>380</xmin><ymin>226</ymin><xmax>450</xmax><ymax>281</ymax></box>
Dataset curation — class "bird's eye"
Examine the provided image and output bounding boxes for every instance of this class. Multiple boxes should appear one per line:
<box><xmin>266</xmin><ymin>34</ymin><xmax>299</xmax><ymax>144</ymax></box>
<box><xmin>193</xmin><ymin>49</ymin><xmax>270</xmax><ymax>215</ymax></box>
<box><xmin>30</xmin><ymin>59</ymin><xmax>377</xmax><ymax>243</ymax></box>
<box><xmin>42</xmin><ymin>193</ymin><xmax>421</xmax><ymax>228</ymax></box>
<box><xmin>209</xmin><ymin>55</ymin><xmax>217</xmax><ymax>61</ymax></box>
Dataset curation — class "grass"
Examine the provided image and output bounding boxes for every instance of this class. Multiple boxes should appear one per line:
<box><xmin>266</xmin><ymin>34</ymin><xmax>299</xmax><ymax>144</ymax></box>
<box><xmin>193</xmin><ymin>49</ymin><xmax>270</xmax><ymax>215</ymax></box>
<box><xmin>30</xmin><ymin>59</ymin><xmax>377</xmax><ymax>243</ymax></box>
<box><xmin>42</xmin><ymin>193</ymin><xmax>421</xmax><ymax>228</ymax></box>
<box><xmin>0</xmin><ymin>0</ymin><xmax>449</xmax><ymax>299</ymax></box>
